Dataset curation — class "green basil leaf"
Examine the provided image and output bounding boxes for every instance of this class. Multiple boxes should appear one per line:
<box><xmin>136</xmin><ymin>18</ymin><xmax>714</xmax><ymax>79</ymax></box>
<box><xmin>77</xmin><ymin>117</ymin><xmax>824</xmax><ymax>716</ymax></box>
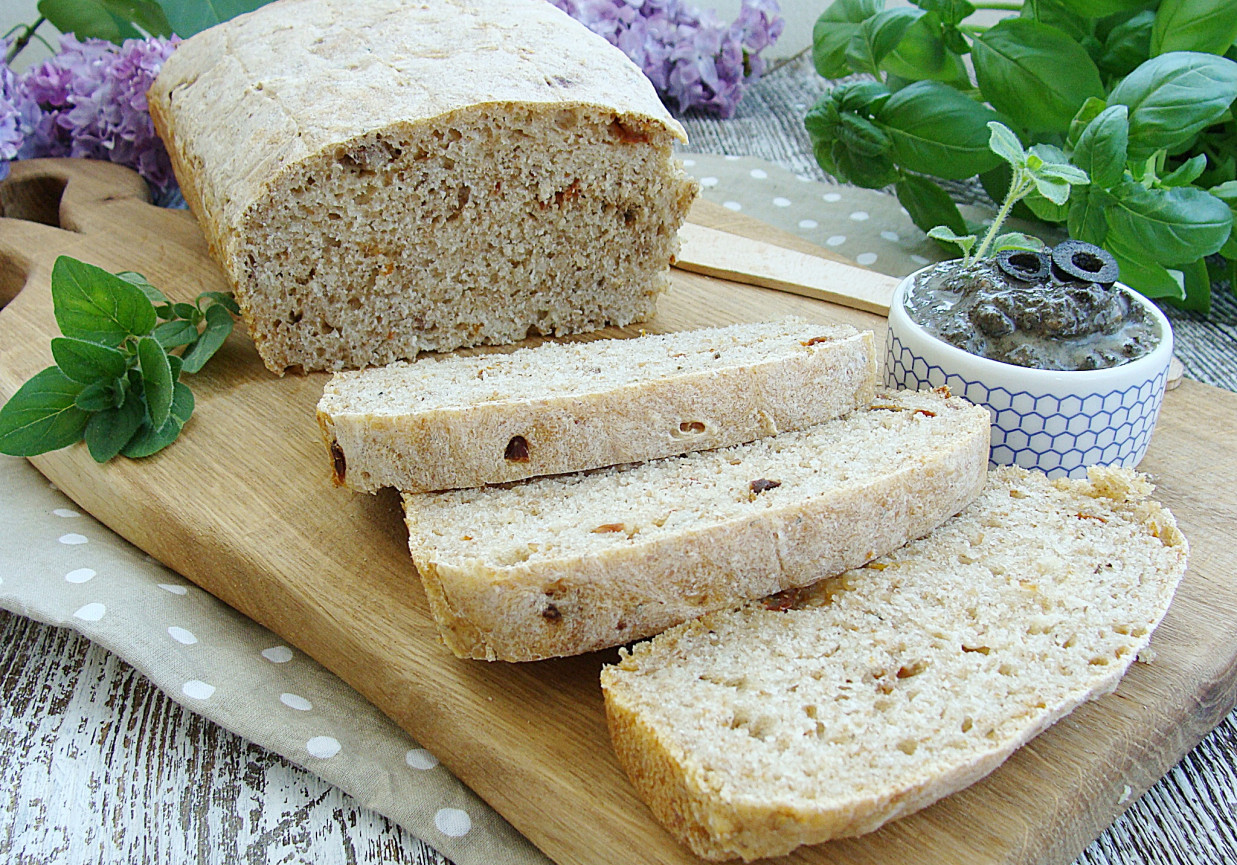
<box><xmin>1108</xmin><ymin>234</ymin><xmax>1187</xmax><ymax>299</ymax></box>
<box><xmin>1169</xmin><ymin>255</ymin><xmax>1212</xmax><ymax>312</ymax></box>
<box><xmin>1106</xmin><ymin>180</ymin><xmax>1234</xmax><ymax>261</ymax></box>
<box><xmin>847</xmin><ymin>8</ymin><xmax>924</xmax><ymax>76</ymax></box>
<box><xmin>75</xmin><ymin>378</ymin><xmax>126</xmax><ymax>412</ymax></box>
<box><xmin>895</xmin><ymin>174</ymin><xmax>968</xmax><ymax>235</ymax></box>
<box><xmin>153</xmin><ymin>319</ymin><xmax>200</xmax><ymax>350</ymax></box>
<box><xmin>1072</xmin><ymin>105</ymin><xmax>1129</xmax><ymax>188</ymax></box>
<box><xmin>1068</xmin><ymin>185</ymin><xmax>1112</xmax><ymax>244</ymax></box>
<box><xmin>972</xmin><ymin>18</ymin><xmax>1105</xmax><ymax>134</ymax></box>
<box><xmin>1019</xmin><ymin>0</ymin><xmax>1093</xmax><ymax>43</ymax></box>
<box><xmin>1211</xmin><ymin>179</ymin><xmax>1237</xmax><ymax>205</ymax></box>
<box><xmin>103</xmin><ymin>0</ymin><xmax>172</xmax><ymax>36</ymax></box>
<box><xmin>1099</xmin><ymin>11</ymin><xmax>1154</xmax><ymax>79</ymax></box>
<box><xmin>1050</xmin><ymin>0</ymin><xmax>1154</xmax><ymax>15</ymax></box>
<box><xmin>84</xmin><ymin>388</ymin><xmax>145</xmax><ymax>463</ymax></box>
<box><xmin>1026</xmin><ymin>142</ymin><xmax>1089</xmax><ymax>185</ymax></box>
<box><xmin>1035</xmin><ymin>175</ymin><xmax>1074</xmax><ymax>205</ymax></box>
<box><xmin>0</xmin><ymin>367</ymin><xmax>89</xmax><ymax>457</ymax></box>
<box><xmin>1109</xmin><ymin>52</ymin><xmax>1237</xmax><ymax>159</ymax></box>
<box><xmin>137</xmin><ymin>336</ymin><xmax>173</xmax><ymax>428</ymax></box>
<box><xmin>1024</xmin><ymin>188</ymin><xmax>1072</xmax><ymax>221</ymax></box>
<box><xmin>120</xmin><ymin>382</ymin><xmax>193</xmax><ymax>459</ymax></box>
<box><xmin>813</xmin><ymin>0</ymin><xmax>887</xmax><ymax>78</ymax></box>
<box><xmin>1152</xmin><ymin>0</ymin><xmax>1237</xmax><ymax>57</ymax></box>
<box><xmin>1159</xmin><ymin>153</ymin><xmax>1209</xmax><ymax>187</ymax></box>
<box><xmin>883</xmin><ymin>12</ymin><xmax>970</xmax><ymax>84</ymax></box>
<box><xmin>877</xmin><ymin>81</ymin><xmax>1005</xmax><ymax>179</ymax></box>
<box><xmin>158</xmin><ymin>0</ymin><xmax>273</xmax><ymax>38</ymax></box>
<box><xmin>52</xmin><ymin>256</ymin><xmax>157</xmax><ymax>346</ymax></box>
<box><xmin>197</xmin><ymin>291</ymin><xmax>241</xmax><ymax>315</ymax></box>
<box><xmin>37</xmin><ymin>0</ymin><xmax>138</xmax><ymax>42</ymax></box>
<box><xmin>912</xmin><ymin>0</ymin><xmax>975</xmax><ymax>27</ymax></box>
<box><xmin>49</xmin><ymin>336</ymin><xmax>128</xmax><ymax>384</ymax></box>
<box><xmin>179</xmin><ymin>304</ymin><xmax>234</xmax><ymax>374</ymax></box>
<box><xmin>1067</xmin><ymin>96</ymin><xmax>1109</xmax><ymax>147</ymax></box>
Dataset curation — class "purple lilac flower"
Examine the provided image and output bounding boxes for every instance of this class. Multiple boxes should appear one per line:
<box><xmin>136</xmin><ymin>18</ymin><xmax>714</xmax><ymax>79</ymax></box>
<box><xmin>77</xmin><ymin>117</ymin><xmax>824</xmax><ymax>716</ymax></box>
<box><xmin>14</xmin><ymin>34</ymin><xmax>179</xmax><ymax>194</ymax></box>
<box><xmin>551</xmin><ymin>0</ymin><xmax>783</xmax><ymax>118</ymax></box>
<box><xmin>1</xmin><ymin>45</ymin><xmax>43</xmax><ymax>182</ymax></box>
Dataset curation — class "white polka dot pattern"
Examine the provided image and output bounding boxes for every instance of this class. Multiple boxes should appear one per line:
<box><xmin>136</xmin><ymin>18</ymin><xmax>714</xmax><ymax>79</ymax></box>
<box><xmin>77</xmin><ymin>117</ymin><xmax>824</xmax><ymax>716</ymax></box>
<box><xmin>435</xmin><ymin>808</ymin><xmax>472</xmax><ymax>837</ymax></box>
<box><xmin>307</xmin><ymin>736</ymin><xmax>341</xmax><ymax>759</ymax></box>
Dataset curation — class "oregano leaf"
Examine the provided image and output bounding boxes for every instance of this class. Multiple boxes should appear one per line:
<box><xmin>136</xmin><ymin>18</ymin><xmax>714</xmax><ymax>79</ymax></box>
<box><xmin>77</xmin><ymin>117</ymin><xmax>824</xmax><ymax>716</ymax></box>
<box><xmin>137</xmin><ymin>336</ymin><xmax>173</xmax><ymax>429</ymax></box>
<box><xmin>180</xmin><ymin>304</ymin><xmax>234</xmax><ymax>374</ymax></box>
<box><xmin>0</xmin><ymin>367</ymin><xmax>89</xmax><ymax>457</ymax></box>
<box><xmin>51</xmin><ymin>256</ymin><xmax>156</xmax><ymax>346</ymax></box>
<box><xmin>75</xmin><ymin>378</ymin><xmax>126</xmax><ymax>412</ymax></box>
<box><xmin>84</xmin><ymin>389</ymin><xmax>145</xmax><ymax>463</ymax></box>
<box><xmin>50</xmin><ymin>337</ymin><xmax>127</xmax><ymax>384</ymax></box>
<box><xmin>153</xmin><ymin>319</ymin><xmax>200</xmax><ymax>350</ymax></box>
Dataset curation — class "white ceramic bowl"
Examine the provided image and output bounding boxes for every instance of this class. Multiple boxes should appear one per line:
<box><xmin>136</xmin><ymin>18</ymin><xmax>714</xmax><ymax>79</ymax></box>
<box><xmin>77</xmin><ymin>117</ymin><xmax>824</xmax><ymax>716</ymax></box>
<box><xmin>885</xmin><ymin>265</ymin><xmax>1174</xmax><ymax>479</ymax></box>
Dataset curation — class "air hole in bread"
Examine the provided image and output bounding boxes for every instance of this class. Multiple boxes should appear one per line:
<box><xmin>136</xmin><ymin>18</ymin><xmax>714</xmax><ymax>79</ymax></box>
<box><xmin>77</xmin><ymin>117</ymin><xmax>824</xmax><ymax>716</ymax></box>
<box><xmin>679</xmin><ymin>421</ymin><xmax>706</xmax><ymax>434</ymax></box>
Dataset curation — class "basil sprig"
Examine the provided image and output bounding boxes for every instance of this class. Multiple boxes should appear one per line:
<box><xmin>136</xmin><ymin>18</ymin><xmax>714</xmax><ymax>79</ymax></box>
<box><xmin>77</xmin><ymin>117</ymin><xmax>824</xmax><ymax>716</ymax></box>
<box><xmin>0</xmin><ymin>256</ymin><xmax>238</xmax><ymax>462</ymax></box>
<box><xmin>806</xmin><ymin>0</ymin><xmax>1237</xmax><ymax>311</ymax></box>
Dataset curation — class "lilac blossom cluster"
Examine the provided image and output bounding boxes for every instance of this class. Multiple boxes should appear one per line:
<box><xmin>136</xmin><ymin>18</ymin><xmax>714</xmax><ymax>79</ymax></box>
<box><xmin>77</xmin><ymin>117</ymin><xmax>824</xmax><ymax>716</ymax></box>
<box><xmin>0</xmin><ymin>35</ymin><xmax>179</xmax><ymax>194</ymax></box>
<box><xmin>550</xmin><ymin>0</ymin><xmax>783</xmax><ymax>118</ymax></box>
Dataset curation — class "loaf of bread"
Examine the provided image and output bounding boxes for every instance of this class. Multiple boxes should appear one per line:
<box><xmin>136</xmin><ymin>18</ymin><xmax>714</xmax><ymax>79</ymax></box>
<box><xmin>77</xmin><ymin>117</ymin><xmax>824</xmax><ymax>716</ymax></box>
<box><xmin>402</xmin><ymin>388</ymin><xmax>990</xmax><ymax>661</ymax></box>
<box><xmin>148</xmin><ymin>0</ymin><xmax>698</xmax><ymax>374</ymax></box>
<box><xmin>600</xmin><ymin>466</ymin><xmax>1189</xmax><ymax>862</ymax></box>
<box><xmin>318</xmin><ymin>319</ymin><xmax>877</xmax><ymax>492</ymax></box>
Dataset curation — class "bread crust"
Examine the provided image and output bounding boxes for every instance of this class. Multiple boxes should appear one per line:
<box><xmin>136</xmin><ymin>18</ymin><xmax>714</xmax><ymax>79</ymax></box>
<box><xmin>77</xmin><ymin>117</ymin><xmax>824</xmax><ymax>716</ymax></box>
<box><xmin>149</xmin><ymin>0</ymin><xmax>696</xmax><ymax>373</ymax></box>
<box><xmin>402</xmin><ymin>389</ymin><xmax>991</xmax><ymax>661</ymax></box>
<box><xmin>600</xmin><ymin>466</ymin><xmax>1189</xmax><ymax>861</ymax></box>
<box><xmin>318</xmin><ymin>323</ymin><xmax>877</xmax><ymax>492</ymax></box>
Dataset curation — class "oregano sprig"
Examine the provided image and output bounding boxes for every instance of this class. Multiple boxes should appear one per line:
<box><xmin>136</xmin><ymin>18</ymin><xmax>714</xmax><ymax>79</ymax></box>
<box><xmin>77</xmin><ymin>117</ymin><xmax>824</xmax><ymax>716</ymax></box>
<box><xmin>0</xmin><ymin>256</ymin><xmax>238</xmax><ymax>462</ymax></box>
<box><xmin>928</xmin><ymin>122</ymin><xmax>1090</xmax><ymax>267</ymax></box>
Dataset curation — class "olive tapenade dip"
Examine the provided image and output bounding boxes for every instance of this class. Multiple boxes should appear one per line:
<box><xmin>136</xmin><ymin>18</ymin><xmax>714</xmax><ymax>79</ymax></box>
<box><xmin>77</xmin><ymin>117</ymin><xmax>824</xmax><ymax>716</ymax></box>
<box><xmin>903</xmin><ymin>242</ymin><xmax>1161</xmax><ymax>372</ymax></box>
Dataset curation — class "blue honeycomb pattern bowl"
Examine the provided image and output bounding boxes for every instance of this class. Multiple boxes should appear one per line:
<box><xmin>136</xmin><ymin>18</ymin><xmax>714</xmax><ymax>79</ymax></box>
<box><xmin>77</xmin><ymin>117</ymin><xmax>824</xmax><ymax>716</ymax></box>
<box><xmin>886</xmin><ymin>267</ymin><xmax>1174</xmax><ymax>479</ymax></box>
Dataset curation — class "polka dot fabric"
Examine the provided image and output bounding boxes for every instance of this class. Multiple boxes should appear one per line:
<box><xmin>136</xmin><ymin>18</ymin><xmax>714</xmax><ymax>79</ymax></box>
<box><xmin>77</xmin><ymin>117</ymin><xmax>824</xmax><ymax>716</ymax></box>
<box><xmin>0</xmin><ymin>454</ymin><xmax>543</xmax><ymax>865</ymax></box>
<box><xmin>676</xmin><ymin>153</ymin><xmax>1053</xmax><ymax>281</ymax></box>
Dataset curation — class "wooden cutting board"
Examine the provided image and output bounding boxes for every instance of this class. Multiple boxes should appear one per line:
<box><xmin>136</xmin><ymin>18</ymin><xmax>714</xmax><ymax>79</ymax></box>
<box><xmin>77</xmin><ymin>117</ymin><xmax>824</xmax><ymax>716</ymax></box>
<box><xmin>2</xmin><ymin>158</ymin><xmax>1235</xmax><ymax>865</ymax></box>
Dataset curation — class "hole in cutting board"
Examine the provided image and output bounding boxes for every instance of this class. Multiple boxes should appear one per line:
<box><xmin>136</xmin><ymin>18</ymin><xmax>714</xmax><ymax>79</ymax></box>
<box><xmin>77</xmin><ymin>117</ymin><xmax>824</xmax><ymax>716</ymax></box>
<box><xmin>1</xmin><ymin>173</ymin><xmax>67</xmax><ymax>228</ymax></box>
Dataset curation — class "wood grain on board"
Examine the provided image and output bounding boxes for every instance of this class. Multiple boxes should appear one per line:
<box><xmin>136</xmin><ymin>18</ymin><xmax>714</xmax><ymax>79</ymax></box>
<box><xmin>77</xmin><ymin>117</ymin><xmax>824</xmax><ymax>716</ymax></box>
<box><xmin>1</xmin><ymin>158</ymin><xmax>1235</xmax><ymax>865</ymax></box>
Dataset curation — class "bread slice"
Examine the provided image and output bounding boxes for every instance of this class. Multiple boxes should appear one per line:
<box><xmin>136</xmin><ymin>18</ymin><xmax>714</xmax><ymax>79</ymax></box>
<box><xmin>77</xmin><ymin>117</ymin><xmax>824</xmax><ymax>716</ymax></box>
<box><xmin>402</xmin><ymin>388</ymin><xmax>990</xmax><ymax>661</ymax></box>
<box><xmin>318</xmin><ymin>319</ymin><xmax>877</xmax><ymax>493</ymax></box>
<box><xmin>600</xmin><ymin>466</ymin><xmax>1189</xmax><ymax>862</ymax></box>
<box><xmin>148</xmin><ymin>0</ymin><xmax>697</xmax><ymax>373</ymax></box>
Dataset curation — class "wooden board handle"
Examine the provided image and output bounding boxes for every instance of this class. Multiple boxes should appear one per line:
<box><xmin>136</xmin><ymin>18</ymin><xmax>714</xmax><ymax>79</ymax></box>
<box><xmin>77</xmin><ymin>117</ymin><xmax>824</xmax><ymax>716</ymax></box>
<box><xmin>674</xmin><ymin>222</ymin><xmax>899</xmax><ymax>317</ymax></box>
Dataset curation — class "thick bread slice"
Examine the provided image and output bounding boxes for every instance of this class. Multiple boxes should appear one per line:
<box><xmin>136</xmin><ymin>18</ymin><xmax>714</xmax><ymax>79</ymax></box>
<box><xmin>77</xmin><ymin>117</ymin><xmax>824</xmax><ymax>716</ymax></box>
<box><xmin>319</xmin><ymin>319</ymin><xmax>877</xmax><ymax>492</ymax></box>
<box><xmin>600</xmin><ymin>466</ymin><xmax>1189</xmax><ymax>862</ymax></box>
<box><xmin>148</xmin><ymin>0</ymin><xmax>697</xmax><ymax>373</ymax></box>
<box><xmin>402</xmin><ymin>388</ymin><xmax>990</xmax><ymax>661</ymax></box>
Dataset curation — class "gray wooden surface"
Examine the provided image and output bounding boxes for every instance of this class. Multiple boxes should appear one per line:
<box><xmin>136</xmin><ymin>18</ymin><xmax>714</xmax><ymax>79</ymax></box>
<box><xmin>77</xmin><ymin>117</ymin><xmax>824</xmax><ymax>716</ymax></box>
<box><xmin>3</xmin><ymin>52</ymin><xmax>1237</xmax><ymax>865</ymax></box>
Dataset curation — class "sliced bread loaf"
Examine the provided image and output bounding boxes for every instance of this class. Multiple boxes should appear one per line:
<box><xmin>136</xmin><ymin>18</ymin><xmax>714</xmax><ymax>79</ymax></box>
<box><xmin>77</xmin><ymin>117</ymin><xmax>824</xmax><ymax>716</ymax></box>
<box><xmin>600</xmin><ymin>466</ymin><xmax>1189</xmax><ymax>862</ymax></box>
<box><xmin>318</xmin><ymin>319</ymin><xmax>877</xmax><ymax>492</ymax></box>
<box><xmin>402</xmin><ymin>388</ymin><xmax>990</xmax><ymax>661</ymax></box>
<box><xmin>148</xmin><ymin>0</ymin><xmax>697</xmax><ymax>373</ymax></box>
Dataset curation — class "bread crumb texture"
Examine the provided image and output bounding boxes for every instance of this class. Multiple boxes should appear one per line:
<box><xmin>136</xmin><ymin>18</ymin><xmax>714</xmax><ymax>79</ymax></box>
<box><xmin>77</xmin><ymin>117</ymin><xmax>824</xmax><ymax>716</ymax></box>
<box><xmin>149</xmin><ymin>0</ymin><xmax>697</xmax><ymax>373</ymax></box>
<box><xmin>318</xmin><ymin>319</ymin><xmax>877</xmax><ymax>491</ymax></box>
<box><xmin>600</xmin><ymin>465</ymin><xmax>1188</xmax><ymax>861</ymax></box>
<box><xmin>402</xmin><ymin>388</ymin><xmax>990</xmax><ymax>661</ymax></box>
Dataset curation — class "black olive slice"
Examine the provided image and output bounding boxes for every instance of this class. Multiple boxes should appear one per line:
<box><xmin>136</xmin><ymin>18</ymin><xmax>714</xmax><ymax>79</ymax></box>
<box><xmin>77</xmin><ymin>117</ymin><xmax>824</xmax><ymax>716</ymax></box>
<box><xmin>1051</xmin><ymin>240</ymin><xmax>1119</xmax><ymax>285</ymax></box>
<box><xmin>996</xmin><ymin>249</ymin><xmax>1051</xmax><ymax>283</ymax></box>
